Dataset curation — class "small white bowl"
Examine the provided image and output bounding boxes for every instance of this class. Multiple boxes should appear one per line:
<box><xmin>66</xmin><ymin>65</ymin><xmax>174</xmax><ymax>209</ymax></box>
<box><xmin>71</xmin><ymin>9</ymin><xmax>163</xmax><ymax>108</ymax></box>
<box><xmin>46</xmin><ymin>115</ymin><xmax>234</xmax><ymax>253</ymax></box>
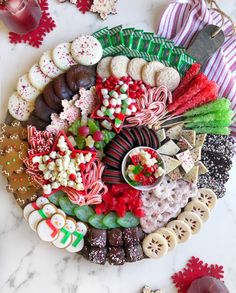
<box><xmin>121</xmin><ymin>146</ymin><xmax>165</xmax><ymax>191</ymax></box>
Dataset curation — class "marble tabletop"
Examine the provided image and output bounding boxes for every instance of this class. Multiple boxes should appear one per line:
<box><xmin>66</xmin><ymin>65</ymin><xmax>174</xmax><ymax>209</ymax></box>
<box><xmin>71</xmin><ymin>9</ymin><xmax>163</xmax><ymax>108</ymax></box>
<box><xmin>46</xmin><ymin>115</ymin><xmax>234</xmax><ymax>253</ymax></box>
<box><xmin>0</xmin><ymin>0</ymin><xmax>236</xmax><ymax>292</ymax></box>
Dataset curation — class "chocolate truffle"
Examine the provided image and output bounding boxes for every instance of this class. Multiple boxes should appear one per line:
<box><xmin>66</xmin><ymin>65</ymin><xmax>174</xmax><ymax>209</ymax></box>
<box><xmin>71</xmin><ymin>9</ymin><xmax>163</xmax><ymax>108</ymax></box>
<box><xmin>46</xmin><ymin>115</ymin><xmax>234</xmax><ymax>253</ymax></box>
<box><xmin>123</xmin><ymin>227</ymin><xmax>140</xmax><ymax>246</ymax></box>
<box><xmin>88</xmin><ymin>248</ymin><xmax>107</xmax><ymax>265</ymax></box>
<box><xmin>107</xmin><ymin>228</ymin><xmax>123</xmax><ymax>247</ymax></box>
<box><xmin>125</xmin><ymin>244</ymin><xmax>144</xmax><ymax>262</ymax></box>
<box><xmin>88</xmin><ymin>228</ymin><xmax>107</xmax><ymax>248</ymax></box>
<box><xmin>108</xmin><ymin>247</ymin><xmax>126</xmax><ymax>266</ymax></box>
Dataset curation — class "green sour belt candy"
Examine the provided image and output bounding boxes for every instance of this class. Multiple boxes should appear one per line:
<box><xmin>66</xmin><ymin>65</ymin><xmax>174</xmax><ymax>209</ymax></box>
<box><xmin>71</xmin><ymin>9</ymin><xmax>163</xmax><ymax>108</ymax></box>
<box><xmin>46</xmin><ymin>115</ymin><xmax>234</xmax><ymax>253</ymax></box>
<box><xmin>88</xmin><ymin>214</ymin><xmax>108</xmax><ymax>229</ymax></box>
<box><xmin>74</xmin><ymin>205</ymin><xmax>95</xmax><ymax>222</ymax></box>
<box><xmin>194</xmin><ymin>127</ymin><xmax>230</xmax><ymax>135</ymax></box>
<box><xmin>183</xmin><ymin>98</ymin><xmax>230</xmax><ymax>117</ymax></box>
<box><xmin>116</xmin><ymin>212</ymin><xmax>139</xmax><ymax>228</ymax></box>
<box><xmin>177</xmin><ymin>53</ymin><xmax>196</xmax><ymax>76</ymax></box>
<box><xmin>48</xmin><ymin>190</ymin><xmax>65</xmax><ymax>206</ymax></box>
<box><xmin>187</xmin><ymin>109</ymin><xmax>234</xmax><ymax>124</ymax></box>
<box><xmin>102</xmin><ymin>212</ymin><xmax>120</xmax><ymax>228</ymax></box>
<box><xmin>58</xmin><ymin>195</ymin><xmax>77</xmax><ymax>216</ymax></box>
<box><xmin>148</xmin><ymin>36</ymin><xmax>165</xmax><ymax>56</ymax></box>
<box><xmin>186</xmin><ymin>118</ymin><xmax>232</xmax><ymax>128</ymax></box>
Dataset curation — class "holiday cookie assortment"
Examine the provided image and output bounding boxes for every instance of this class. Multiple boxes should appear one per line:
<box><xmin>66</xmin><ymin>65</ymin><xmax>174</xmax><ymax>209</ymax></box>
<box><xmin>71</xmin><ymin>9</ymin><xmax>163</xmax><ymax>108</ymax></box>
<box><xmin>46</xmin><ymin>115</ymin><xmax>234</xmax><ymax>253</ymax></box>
<box><xmin>2</xmin><ymin>26</ymin><xmax>234</xmax><ymax>265</ymax></box>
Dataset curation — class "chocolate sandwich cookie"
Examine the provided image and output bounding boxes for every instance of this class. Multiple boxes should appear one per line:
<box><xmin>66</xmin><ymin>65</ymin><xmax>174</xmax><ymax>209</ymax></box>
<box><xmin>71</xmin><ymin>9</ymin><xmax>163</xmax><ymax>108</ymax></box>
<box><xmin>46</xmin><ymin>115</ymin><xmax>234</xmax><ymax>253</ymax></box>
<box><xmin>34</xmin><ymin>94</ymin><xmax>55</xmax><ymax>122</ymax></box>
<box><xmin>119</xmin><ymin>128</ymin><xmax>136</xmax><ymax>147</ymax></box>
<box><xmin>27</xmin><ymin>111</ymin><xmax>48</xmax><ymax>130</ymax></box>
<box><xmin>53</xmin><ymin>74</ymin><xmax>73</xmax><ymax>100</ymax></box>
<box><xmin>103</xmin><ymin>156</ymin><xmax>121</xmax><ymax>170</ymax></box>
<box><xmin>140</xmin><ymin>127</ymin><xmax>152</xmax><ymax>147</ymax></box>
<box><xmin>131</xmin><ymin>127</ymin><xmax>145</xmax><ymax>146</ymax></box>
<box><xmin>43</xmin><ymin>82</ymin><xmax>62</xmax><ymax>112</ymax></box>
<box><xmin>149</xmin><ymin>129</ymin><xmax>159</xmax><ymax>149</ymax></box>
<box><xmin>66</xmin><ymin>64</ymin><xmax>96</xmax><ymax>93</ymax></box>
<box><xmin>114</xmin><ymin>134</ymin><xmax>134</xmax><ymax>150</ymax></box>
<box><xmin>108</xmin><ymin>139</ymin><xmax>129</xmax><ymax>155</ymax></box>
<box><xmin>105</xmin><ymin>147</ymin><xmax>123</xmax><ymax>162</ymax></box>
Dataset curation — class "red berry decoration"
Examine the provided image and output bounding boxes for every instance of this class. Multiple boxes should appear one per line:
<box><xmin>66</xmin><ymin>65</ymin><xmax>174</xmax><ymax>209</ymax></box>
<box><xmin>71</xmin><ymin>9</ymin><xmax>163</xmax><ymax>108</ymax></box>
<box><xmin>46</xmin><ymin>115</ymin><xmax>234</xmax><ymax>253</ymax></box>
<box><xmin>78</xmin><ymin>126</ymin><xmax>90</xmax><ymax>137</ymax></box>
<box><xmin>93</xmin><ymin>130</ymin><xmax>104</xmax><ymax>142</ymax></box>
<box><xmin>69</xmin><ymin>174</ymin><xmax>76</xmax><ymax>181</ymax></box>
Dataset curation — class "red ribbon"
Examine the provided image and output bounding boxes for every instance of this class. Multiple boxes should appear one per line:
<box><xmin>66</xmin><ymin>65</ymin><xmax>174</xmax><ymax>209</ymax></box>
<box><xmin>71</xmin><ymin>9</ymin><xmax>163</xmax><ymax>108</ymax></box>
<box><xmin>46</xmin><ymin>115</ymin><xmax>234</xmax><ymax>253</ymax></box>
<box><xmin>31</xmin><ymin>202</ymin><xmax>40</xmax><ymax>210</ymax></box>
<box><xmin>46</xmin><ymin>219</ymin><xmax>58</xmax><ymax>238</ymax></box>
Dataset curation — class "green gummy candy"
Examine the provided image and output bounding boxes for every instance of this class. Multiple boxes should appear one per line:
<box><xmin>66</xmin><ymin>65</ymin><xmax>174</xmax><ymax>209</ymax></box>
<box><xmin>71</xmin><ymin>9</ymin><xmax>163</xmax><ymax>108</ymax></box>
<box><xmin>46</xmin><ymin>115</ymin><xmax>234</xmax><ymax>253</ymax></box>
<box><xmin>88</xmin><ymin>119</ymin><xmax>100</xmax><ymax>134</ymax></box>
<box><xmin>184</xmin><ymin>98</ymin><xmax>230</xmax><ymax>117</ymax></box>
<box><xmin>117</xmin><ymin>212</ymin><xmax>140</xmax><ymax>228</ymax></box>
<box><xmin>102</xmin><ymin>212</ymin><xmax>120</xmax><ymax>229</ymax></box>
<box><xmin>74</xmin><ymin>206</ymin><xmax>95</xmax><ymax>222</ymax></box>
<box><xmin>48</xmin><ymin>190</ymin><xmax>65</xmax><ymax>206</ymax></box>
<box><xmin>133</xmin><ymin>165</ymin><xmax>143</xmax><ymax>175</ymax></box>
<box><xmin>102</xmin><ymin>130</ymin><xmax>116</xmax><ymax>144</ymax></box>
<box><xmin>194</xmin><ymin>127</ymin><xmax>230</xmax><ymax>135</ymax></box>
<box><xmin>88</xmin><ymin>214</ymin><xmax>108</xmax><ymax>229</ymax></box>
<box><xmin>76</xmin><ymin>135</ymin><xmax>85</xmax><ymax>150</ymax></box>
<box><xmin>68</xmin><ymin>120</ymin><xmax>81</xmax><ymax>136</ymax></box>
<box><xmin>58</xmin><ymin>195</ymin><xmax>77</xmax><ymax>216</ymax></box>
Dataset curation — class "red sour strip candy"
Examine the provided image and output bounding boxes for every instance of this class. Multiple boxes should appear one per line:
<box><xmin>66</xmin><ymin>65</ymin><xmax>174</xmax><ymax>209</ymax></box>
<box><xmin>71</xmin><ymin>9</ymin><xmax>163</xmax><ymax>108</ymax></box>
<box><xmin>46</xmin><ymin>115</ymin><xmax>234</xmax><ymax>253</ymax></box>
<box><xmin>172</xmin><ymin>63</ymin><xmax>201</xmax><ymax>101</ymax></box>
<box><xmin>168</xmin><ymin>73</ymin><xmax>208</xmax><ymax>113</ymax></box>
<box><xmin>174</xmin><ymin>81</ymin><xmax>218</xmax><ymax>115</ymax></box>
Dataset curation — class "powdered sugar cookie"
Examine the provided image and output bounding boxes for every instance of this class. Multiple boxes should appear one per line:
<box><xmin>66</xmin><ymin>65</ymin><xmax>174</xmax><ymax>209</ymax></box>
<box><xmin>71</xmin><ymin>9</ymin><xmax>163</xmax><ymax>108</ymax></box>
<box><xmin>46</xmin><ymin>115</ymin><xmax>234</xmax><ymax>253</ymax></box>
<box><xmin>29</xmin><ymin>63</ymin><xmax>51</xmax><ymax>91</ymax></box>
<box><xmin>97</xmin><ymin>56</ymin><xmax>112</xmax><ymax>79</ymax></box>
<box><xmin>52</xmin><ymin>42</ymin><xmax>76</xmax><ymax>71</ymax></box>
<box><xmin>110</xmin><ymin>55</ymin><xmax>130</xmax><ymax>78</ymax></box>
<box><xmin>39</xmin><ymin>50</ymin><xmax>63</xmax><ymax>78</ymax></box>
<box><xmin>128</xmin><ymin>58</ymin><xmax>147</xmax><ymax>81</ymax></box>
<box><xmin>8</xmin><ymin>92</ymin><xmax>33</xmax><ymax>121</ymax></box>
<box><xmin>71</xmin><ymin>35</ymin><xmax>103</xmax><ymax>66</ymax></box>
<box><xmin>142</xmin><ymin>233</ymin><xmax>168</xmax><ymax>258</ymax></box>
<box><xmin>142</xmin><ymin>61</ymin><xmax>165</xmax><ymax>86</ymax></box>
<box><xmin>17</xmin><ymin>74</ymin><xmax>40</xmax><ymax>102</ymax></box>
<box><xmin>156</xmin><ymin>67</ymin><xmax>180</xmax><ymax>91</ymax></box>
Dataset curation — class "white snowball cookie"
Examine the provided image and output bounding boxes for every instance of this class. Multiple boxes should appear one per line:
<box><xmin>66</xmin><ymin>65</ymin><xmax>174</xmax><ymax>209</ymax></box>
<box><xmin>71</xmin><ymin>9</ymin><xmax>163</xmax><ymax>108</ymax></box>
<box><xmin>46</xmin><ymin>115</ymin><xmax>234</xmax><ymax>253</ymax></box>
<box><xmin>39</xmin><ymin>50</ymin><xmax>63</xmax><ymax>78</ymax></box>
<box><xmin>156</xmin><ymin>67</ymin><xmax>180</xmax><ymax>91</ymax></box>
<box><xmin>142</xmin><ymin>61</ymin><xmax>165</xmax><ymax>86</ymax></box>
<box><xmin>128</xmin><ymin>58</ymin><xmax>147</xmax><ymax>80</ymax></box>
<box><xmin>29</xmin><ymin>63</ymin><xmax>51</xmax><ymax>91</ymax></box>
<box><xmin>52</xmin><ymin>42</ymin><xmax>76</xmax><ymax>71</ymax></box>
<box><xmin>17</xmin><ymin>74</ymin><xmax>40</xmax><ymax>102</ymax></box>
<box><xmin>8</xmin><ymin>92</ymin><xmax>33</xmax><ymax>121</ymax></box>
<box><xmin>96</xmin><ymin>56</ymin><xmax>112</xmax><ymax>79</ymax></box>
<box><xmin>71</xmin><ymin>35</ymin><xmax>103</xmax><ymax>66</ymax></box>
<box><xmin>110</xmin><ymin>55</ymin><xmax>130</xmax><ymax>78</ymax></box>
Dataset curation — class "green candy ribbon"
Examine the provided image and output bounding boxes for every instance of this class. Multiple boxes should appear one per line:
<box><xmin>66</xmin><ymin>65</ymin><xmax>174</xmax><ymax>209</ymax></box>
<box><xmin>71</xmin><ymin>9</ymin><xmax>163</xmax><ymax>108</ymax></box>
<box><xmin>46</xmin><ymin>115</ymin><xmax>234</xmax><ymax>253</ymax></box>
<box><xmin>72</xmin><ymin>231</ymin><xmax>84</xmax><ymax>248</ymax></box>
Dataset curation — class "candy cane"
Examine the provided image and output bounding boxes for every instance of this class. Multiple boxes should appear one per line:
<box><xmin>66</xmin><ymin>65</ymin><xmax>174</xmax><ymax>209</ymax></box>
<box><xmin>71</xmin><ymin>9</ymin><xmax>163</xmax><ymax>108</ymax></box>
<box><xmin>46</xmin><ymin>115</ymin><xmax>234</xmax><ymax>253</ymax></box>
<box><xmin>126</xmin><ymin>86</ymin><xmax>172</xmax><ymax>127</ymax></box>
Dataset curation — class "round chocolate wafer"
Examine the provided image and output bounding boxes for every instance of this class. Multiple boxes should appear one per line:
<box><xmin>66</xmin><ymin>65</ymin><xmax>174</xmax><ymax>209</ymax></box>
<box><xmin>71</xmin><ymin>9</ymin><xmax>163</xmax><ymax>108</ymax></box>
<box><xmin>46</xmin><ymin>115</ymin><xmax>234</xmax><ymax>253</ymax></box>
<box><xmin>34</xmin><ymin>95</ymin><xmax>55</xmax><ymax>122</ymax></box>
<box><xmin>43</xmin><ymin>83</ymin><xmax>62</xmax><ymax>112</ymax></box>
<box><xmin>53</xmin><ymin>74</ymin><xmax>73</xmax><ymax>100</ymax></box>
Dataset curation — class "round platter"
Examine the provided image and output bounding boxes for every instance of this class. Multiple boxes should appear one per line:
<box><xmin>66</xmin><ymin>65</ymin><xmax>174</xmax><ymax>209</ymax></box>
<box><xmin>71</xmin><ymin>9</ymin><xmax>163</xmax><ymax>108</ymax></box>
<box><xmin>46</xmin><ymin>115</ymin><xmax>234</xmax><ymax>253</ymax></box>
<box><xmin>1</xmin><ymin>25</ymin><xmax>234</xmax><ymax>265</ymax></box>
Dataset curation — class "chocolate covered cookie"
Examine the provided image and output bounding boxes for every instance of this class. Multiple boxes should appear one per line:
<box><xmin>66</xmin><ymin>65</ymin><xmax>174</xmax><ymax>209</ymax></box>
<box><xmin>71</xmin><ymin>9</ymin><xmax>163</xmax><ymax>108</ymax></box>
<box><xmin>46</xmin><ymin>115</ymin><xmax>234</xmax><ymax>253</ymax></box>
<box><xmin>34</xmin><ymin>95</ymin><xmax>55</xmax><ymax>122</ymax></box>
<box><xmin>53</xmin><ymin>74</ymin><xmax>73</xmax><ymax>100</ymax></box>
<box><xmin>27</xmin><ymin>111</ymin><xmax>49</xmax><ymax>130</ymax></box>
<box><xmin>43</xmin><ymin>82</ymin><xmax>62</xmax><ymax>112</ymax></box>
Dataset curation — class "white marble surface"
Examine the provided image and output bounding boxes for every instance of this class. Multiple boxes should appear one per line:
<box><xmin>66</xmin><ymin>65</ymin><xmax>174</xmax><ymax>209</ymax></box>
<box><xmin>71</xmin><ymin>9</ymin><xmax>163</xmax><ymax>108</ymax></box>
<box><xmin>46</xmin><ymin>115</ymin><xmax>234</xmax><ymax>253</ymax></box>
<box><xmin>0</xmin><ymin>0</ymin><xmax>236</xmax><ymax>292</ymax></box>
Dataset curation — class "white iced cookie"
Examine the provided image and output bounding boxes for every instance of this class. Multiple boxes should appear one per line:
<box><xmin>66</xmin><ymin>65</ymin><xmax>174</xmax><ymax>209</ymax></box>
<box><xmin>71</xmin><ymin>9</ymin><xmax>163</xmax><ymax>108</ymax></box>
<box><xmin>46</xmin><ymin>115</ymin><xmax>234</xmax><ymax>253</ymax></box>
<box><xmin>195</xmin><ymin>188</ymin><xmax>217</xmax><ymax>210</ymax></box>
<box><xmin>71</xmin><ymin>35</ymin><xmax>103</xmax><ymax>66</ymax></box>
<box><xmin>142</xmin><ymin>61</ymin><xmax>165</xmax><ymax>86</ymax></box>
<box><xmin>8</xmin><ymin>92</ymin><xmax>33</xmax><ymax>121</ymax></box>
<box><xmin>128</xmin><ymin>58</ymin><xmax>147</xmax><ymax>81</ymax></box>
<box><xmin>96</xmin><ymin>56</ymin><xmax>112</xmax><ymax>79</ymax></box>
<box><xmin>57</xmin><ymin>209</ymin><xmax>66</xmax><ymax>218</ymax></box>
<box><xmin>23</xmin><ymin>196</ymin><xmax>49</xmax><ymax>220</ymax></box>
<box><xmin>155</xmin><ymin>227</ymin><xmax>177</xmax><ymax>251</ymax></box>
<box><xmin>166</xmin><ymin>220</ymin><xmax>192</xmax><ymax>243</ymax></box>
<box><xmin>110</xmin><ymin>55</ymin><xmax>130</xmax><ymax>78</ymax></box>
<box><xmin>37</xmin><ymin>213</ymin><xmax>66</xmax><ymax>242</ymax></box>
<box><xmin>156</xmin><ymin>67</ymin><xmax>180</xmax><ymax>91</ymax></box>
<box><xmin>17</xmin><ymin>74</ymin><xmax>40</xmax><ymax>101</ymax></box>
<box><xmin>52</xmin><ymin>42</ymin><xmax>76</xmax><ymax>71</ymax></box>
<box><xmin>52</xmin><ymin>217</ymin><xmax>76</xmax><ymax>249</ymax></box>
<box><xmin>178</xmin><ymin>211</ymin><xmax>203</xmax><ymax>235</ymax></box>
<box><xmin>66</xmin><ymin>222</ymin><xmax>87</xmax><ymax>253</ymax></box>
<box><xmin>142</xmin><ymin>233</ymin><xmax>168</xmax><ymax>259</ymax></box>
<box><xmin>39</xmin><ymin>50</ymin><xmax>63</xmax><ymax>78</ymax></box>
<box><xmin>184</xmin><ymin>200</ymin><xmax>210</xmax><ymax>222</ymax></box>
<box><xmin>28</xmin><ymin>203</ymin><xmax>57</xmax><ymax>232</ymax></box>
<box><xmin>28</xmin><ymin>63</ymin><xmax>51</xmax><ymax>91</ymax></box>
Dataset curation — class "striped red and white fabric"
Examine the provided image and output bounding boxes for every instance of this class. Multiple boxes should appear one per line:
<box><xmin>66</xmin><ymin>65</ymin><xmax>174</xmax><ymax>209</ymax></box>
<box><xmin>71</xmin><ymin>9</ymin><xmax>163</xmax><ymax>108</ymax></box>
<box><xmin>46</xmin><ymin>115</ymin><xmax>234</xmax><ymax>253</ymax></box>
<box><xmin>157</xmin><ymin>0</ymin><xmax>236</xmax><ymax>136</ymax></box>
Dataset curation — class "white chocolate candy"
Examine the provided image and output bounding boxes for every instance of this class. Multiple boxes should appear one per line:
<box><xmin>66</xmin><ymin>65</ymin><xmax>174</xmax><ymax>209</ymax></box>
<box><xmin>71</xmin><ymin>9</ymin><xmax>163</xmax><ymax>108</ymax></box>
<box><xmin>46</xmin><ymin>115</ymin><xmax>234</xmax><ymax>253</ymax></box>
<box><xmin>52</xmin><ymin>218</ymin><xmax>76</xmax><ymax>249</ymax></box>
<box><xmin>17</xmin><ymin>74</ymin><xmax>40</xmax><ymax>102</ymax></box>
<box><xmin>28</xmin><ymin>63</ymin><xmax>51</xmax><ymax>91</ymax></box>
<box><xmin>37</xmin><ymin>213</ymin><xmax>66</xmax><ymax>242</ymax></box>
<box><xmin>52</xmin><ymin>42</ymin><xmax>76</xmax><ymax>71</ymax></box>
<box><xmin>8</xmin><ymin>92</ymin><xmax>33</xmax><ymax>121</ymax></box>
<box><xmin>28</xmin><ymin>203</ymin><xmax>57</xmax><ymax>232</ymax></box>
<box><xmin>23</xmin><ymin>196</ymin><xmax>49</xmax><ymax>220</ymax></box>
<box><xmin>39</xmin><ymin>50</ymin><xmax>63</xmax><ymax>78</ymax></box>
<box><xmin>71</xmin><ymin>35</ymin><xmax>103</xmax><ymax>66</ymax></box>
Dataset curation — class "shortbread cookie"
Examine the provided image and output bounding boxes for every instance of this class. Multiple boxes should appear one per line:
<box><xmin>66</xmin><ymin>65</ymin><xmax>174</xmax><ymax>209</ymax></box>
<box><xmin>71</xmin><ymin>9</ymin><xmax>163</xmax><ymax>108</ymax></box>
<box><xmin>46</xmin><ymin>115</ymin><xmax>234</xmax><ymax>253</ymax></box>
<box><xmin>155</xmin><ymin>227</ymin><xmax>177</xmax><ymax>251</ymax></box>
<box><xmin>195</xmin><ymin>188</ymin><xmax>217</xmax><ymax>210</ymax></box>
<box><xmin>39</xmin><ymin>50</ymin><xmax>63</xmax><ymax>78</ymax></box>
<box><xmin>52</xmin><ymin>42</ymin><xmax>76</xmax><ymax>71</ymax></box>
<box><xmin>166</xmin><ymin>220</ymin><xmax>192</xmax><ymax>243</ymax></box>
<box><xmin>184</xmin><ymin>200</ymin><xmax>210</xmax><ymax>222</ymax></box>
<box><xmin>71</xmin><ymin>35</ymin><xmax>103</xmax><ymax>66</ymax></box>
<box><xmin>110</xmin><ymin>55</ymin><xmax>130</xmax><ymax>78</ymax></box>
<box><xmin>28</xmin><ymin>63</ymin><xmax>51</xmax><ymax>91</ymax></box>
<box><xmin>142</xmin><ymin>233</ymin><xmax>168</xmax><ymax>258</ymax></box>
<box><xmin>8</xmin><ymin>92</ymin><xmax>33</xmax><ymax>121</ymax></box>
<box><xmin>96</xmin><ymin>56</ymin><xmax>112</xmax><ymax>79</ymax></box>
<box><xmin>17</xmin><ymin>74</ymin><xmax>40</xmax><ymax>102</ymax></box>
<box><xmin>178</xmin><ymin>211</ymin><xmax>203</xmax><ymax>235</ymax></box>
<box><xmin>128</xmin><ymin>58</ymin><xmax>147</xmax><ymax>81</ymax></box>
<box><xmin>142</xmin><ymin>61</ymin><xmax>165</xmax><ymax>86</ymax></box>
<box><xmin>156</xmin><ymin>67</ymin><xmax>180</xmax><ymax>91</ymax></box>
